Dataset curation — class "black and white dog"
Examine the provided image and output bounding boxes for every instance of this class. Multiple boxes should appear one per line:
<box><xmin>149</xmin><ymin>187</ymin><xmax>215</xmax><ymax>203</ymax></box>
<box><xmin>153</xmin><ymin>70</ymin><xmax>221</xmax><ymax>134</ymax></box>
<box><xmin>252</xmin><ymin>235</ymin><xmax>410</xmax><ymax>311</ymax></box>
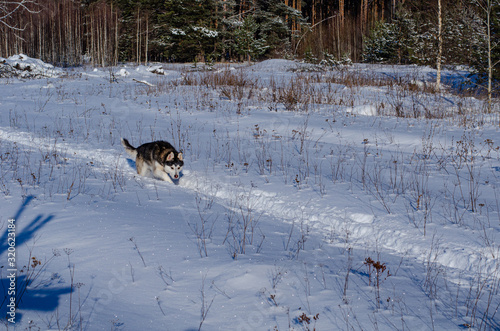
<box><xmin>121</xmin><ymin>138</ymin><xmax>183</xmax><ymax>183</ymax></box>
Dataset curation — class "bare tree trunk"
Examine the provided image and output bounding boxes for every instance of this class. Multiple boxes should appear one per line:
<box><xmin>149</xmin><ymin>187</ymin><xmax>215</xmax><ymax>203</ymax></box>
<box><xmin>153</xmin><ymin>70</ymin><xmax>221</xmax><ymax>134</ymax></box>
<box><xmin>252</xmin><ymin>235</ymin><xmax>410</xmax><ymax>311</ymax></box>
<box><xmin>58</xmin><ymin>3</ymin><xmax>62</xmax><ymax>64</ymax></box>
<box><xmin>362</xmin><ymin>0</ymin><xmax>368</xmax><ymax>34</ymax></box>
<box><xmin>136</xmin><ymin>7</ymin><xmax>140</xmax><ymax>64</ymax></box>
<box><xmin>29</xmin><ymin>11</ymin><xmax>33</xmax><ymax>56</ymax></box>
<box><xmin>103</xmin><ymin>3</ymin><xmax>107</xmax><ymax>67</ymax></box>
<box><xmin>97</xmin><ymin>12</ymin><xmax>101</xmax><ymax>66</ymax></box>
<box><xmin>339</xmin><ymin>0</ymin><xmax>344</xmax><ymax>58</ymax></box>
<box><xmin>486</xmin><ymin>0</ymin><xmax>493</xmax><ymax>114</ymax></box>
<box><xmin>436</xmin><ymin>0</ymin><xmax>442</xmax><ymax>91</ymax></box>
<box><xmin>115</xmin><ymin>6</ymin><xmax>119</xmax><ymax>65</ymax></box>
<box><xmin>297</xmin><ymin>0</ymin><xmax>301</xmax><ymax>32</ymax></box>
<box><xmin>312</xmin><ymin>0</ymin><xmax>316</xmax><ymax>26</ymax></box>
<box><xmin>339</xmin><ymin>0</ymin><xmax>344</xmax><ymax>28</ymax></box>
<box><xmin>38</xmin><ymin>14</ymin><xmax>42</xmax><ymax>59</ymax></box>
<box><xmin>145</xmin><ymin>14</ymin><xmax>148</xmax><ymax>65</ymax></box>
<box><xmin>91</xmin><ymin>13</ymin><xmax>95</xmax><ymax>66</ymax></box>
<box><xmin>239</xmin><ymin>0</ymin><xmax>244</xmax><ymax>21</ymax></box>
<box><xmin>476</xmin><ymin>0</ymin><xmax>496</xmax><ymax>114</ymax></box>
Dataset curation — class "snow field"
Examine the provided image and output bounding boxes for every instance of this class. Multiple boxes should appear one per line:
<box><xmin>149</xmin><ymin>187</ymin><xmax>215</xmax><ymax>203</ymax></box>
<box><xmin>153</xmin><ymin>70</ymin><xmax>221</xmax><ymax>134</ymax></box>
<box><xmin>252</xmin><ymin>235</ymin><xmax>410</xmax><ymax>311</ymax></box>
<box><xmin>0</xmin><ymin>57</ymin><xmax>499</xmax><ymax>330</ymax></box>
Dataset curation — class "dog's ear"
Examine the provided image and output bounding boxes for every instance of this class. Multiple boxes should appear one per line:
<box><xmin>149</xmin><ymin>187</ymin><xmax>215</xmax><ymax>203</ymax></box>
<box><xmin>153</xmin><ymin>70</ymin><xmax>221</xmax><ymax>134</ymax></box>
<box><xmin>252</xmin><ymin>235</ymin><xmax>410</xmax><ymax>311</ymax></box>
<box><xmin>166</xmin><ymin>152</ymin><xmax>174</xmax><ymax>161</ymax></box>
<box><xmin>178</xmin><ymin>152</ymin><xmax>183</xmax><ymax>161</ymax></box>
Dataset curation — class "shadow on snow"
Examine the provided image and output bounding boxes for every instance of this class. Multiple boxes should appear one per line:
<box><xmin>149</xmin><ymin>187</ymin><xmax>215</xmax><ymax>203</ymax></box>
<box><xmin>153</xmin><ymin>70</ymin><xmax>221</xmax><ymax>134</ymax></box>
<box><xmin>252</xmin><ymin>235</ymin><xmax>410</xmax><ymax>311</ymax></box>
<box><xmin>0</xmin><ymin>195</ymin><xmax>71</xmax><ymax>324</ymax></box>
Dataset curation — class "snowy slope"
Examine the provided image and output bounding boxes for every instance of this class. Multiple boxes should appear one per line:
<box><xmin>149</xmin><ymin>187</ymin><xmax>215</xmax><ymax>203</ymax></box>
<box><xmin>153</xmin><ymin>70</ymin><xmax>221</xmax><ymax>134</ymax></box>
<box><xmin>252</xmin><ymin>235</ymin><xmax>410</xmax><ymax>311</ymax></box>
<box><xmin>0</xmin><ymin>56</ymin><xmax>499</xmax><ymax>330</ymax></box>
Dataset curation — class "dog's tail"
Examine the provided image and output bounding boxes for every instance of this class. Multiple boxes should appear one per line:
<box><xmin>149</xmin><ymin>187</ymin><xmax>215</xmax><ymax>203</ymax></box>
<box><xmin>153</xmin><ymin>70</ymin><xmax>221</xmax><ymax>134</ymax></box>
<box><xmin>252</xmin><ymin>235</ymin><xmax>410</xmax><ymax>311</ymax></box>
<box><xmin>121</xmin><ymin>138</ymin><xmax>137</xmax><ymax>158</ymax></box>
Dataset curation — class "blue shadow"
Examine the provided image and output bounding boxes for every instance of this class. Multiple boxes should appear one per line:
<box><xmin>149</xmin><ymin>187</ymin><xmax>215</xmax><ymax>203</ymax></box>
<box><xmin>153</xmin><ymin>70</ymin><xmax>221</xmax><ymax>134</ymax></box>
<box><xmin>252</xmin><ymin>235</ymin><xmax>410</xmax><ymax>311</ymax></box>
<box><xmin>0</xmin><ymin>195</ymin><xmax>71</xmax><ymax>324</ymax></box>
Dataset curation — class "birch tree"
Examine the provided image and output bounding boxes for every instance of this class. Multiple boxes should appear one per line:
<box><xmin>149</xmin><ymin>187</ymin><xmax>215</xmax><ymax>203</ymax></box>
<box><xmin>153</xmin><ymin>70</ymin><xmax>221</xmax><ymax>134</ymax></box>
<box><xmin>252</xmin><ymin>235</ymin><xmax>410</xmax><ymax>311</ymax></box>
<box><xmin>473</xmin><ymin>0</ymin><xmax>499</xmax><ymax>113</ymax></box>
<box><xmin>436</xmin><ymin>0</ymin><xmax>443</xmax><ymax>91</ymax></box>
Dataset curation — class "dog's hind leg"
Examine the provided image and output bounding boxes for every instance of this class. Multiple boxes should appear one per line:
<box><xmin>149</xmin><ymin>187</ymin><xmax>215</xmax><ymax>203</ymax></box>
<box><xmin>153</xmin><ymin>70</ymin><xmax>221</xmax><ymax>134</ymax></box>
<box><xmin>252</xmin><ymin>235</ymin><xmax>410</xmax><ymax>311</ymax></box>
<box><xmin>135</xmin><ymin>159</ymin><xmax>152</xmax><ymax>177</ymax></box>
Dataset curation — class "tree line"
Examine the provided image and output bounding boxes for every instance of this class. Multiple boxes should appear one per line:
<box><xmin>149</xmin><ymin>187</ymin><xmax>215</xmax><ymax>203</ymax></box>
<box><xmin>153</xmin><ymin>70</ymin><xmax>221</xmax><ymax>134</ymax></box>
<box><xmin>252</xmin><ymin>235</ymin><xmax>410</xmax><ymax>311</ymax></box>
<box><xmin>0</xmin><ymin>0</ymin><xmax>498</xmax><ymax>81</ymax></box>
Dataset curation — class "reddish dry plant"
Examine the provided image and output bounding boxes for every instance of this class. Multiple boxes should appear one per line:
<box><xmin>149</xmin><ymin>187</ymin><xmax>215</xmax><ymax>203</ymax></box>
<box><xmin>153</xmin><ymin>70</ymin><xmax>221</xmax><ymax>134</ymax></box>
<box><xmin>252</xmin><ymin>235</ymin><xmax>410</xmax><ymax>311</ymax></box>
<box><xmin>31</xmin><ymin>256</ymin><xmax>41</xmax><ymax>268</ymax></box>
<box><xmin>364</xmin><ymin>257</ymin><xmax>391</xmax><ymax>309</ymax></box>
<box><xmin>297</xmin><ymin>312</ymin><xmax>319</xmax><ymax>327</ymax></box>
<box><xmin>364</xmin><ymin>257</ymin><xmax>390</xmax><ymax>285</ymax></box>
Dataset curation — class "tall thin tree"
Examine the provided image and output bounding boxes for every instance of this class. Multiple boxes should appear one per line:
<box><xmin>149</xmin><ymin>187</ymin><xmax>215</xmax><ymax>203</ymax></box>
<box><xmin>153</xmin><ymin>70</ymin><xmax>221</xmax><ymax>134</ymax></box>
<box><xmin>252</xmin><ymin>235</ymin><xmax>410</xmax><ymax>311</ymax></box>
<box><xmin>436</xmin><ymin>0</ymin><xmax>443</xmax><ymax>91</ymax></box>
<box><xmin>474</xmin><ymin>0</ymin><xmax>499</xmax><ymax>113</ymax></box>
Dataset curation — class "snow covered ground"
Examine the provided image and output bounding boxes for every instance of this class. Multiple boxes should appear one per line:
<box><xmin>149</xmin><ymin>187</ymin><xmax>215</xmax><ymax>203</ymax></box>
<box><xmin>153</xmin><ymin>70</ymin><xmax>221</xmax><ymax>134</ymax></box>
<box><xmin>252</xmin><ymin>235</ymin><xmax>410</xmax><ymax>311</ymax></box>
<box><xmin>0</xmin><ymin>56</ymin><xmax>499</xmax><ymax>330</ymax></box>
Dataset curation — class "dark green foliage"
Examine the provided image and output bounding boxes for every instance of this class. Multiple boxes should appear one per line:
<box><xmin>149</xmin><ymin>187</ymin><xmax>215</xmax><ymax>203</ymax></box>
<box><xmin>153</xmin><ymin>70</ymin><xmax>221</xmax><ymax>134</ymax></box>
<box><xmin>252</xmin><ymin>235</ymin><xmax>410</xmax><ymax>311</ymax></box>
<box><xmin>362</xmin><ymin>21</ymin><xmax>402</xmax><ymax>63</ymax></box>
<box><xmin>107</xmin><ymin>0</ymin><xmax>297</xmax><ymax>63</ymax></box>
<box><xmin>233</xmin><ymin>16</ymin><xmax>268</xmax><ymax>62</ymax></box>
<box><xmin>3</xmin><ymin>0</ymin><xmax>497</xmax><ymax>74</ymax></box>
<box><xmin>252</xmin><ymin>0</ymin><xmax>298</xmax><ymax>57</ymax></box>
<box><xmin>158</xmin><ymin>0</ymin><xmax>219</xmax><ymax>62</ymax></box>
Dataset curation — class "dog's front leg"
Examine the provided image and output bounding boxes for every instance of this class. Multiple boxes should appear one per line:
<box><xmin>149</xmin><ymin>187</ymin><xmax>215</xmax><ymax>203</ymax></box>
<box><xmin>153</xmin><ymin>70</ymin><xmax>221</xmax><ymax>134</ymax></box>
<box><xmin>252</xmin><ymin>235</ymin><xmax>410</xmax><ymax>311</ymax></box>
<box><xmin>151</xmin><ymin>161</ymin><xmax>173</xmax><ymax>183</ymax></box>
<box><xmin>154</xmin><ymin>168</ymin><xmax>173</xmax><ymax>183</ymax></box>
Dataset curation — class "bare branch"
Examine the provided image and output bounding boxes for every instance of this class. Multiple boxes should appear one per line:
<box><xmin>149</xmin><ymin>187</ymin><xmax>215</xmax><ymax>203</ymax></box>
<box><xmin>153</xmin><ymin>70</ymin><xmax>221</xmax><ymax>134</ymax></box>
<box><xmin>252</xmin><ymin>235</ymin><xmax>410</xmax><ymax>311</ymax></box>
<box><xmin>0</xmin><ymin>0</ymin><xmax>41</xmax><ymax>31</ymax></box>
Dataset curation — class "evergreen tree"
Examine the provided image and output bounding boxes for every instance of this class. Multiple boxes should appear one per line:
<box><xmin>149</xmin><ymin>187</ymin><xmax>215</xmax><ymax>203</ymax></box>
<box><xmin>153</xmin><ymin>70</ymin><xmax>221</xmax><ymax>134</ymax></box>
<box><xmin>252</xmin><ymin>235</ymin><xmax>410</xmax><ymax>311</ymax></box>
<box><xmin>362</xmin><ymin>6</ymin><xmax>419</xmax><ymax>64</ymax></box>
<box><xmin>213</xmin><ymin>0</ymin><xmax>236</xmax><ymax>61</ymax></box>
<box><xmin>158</xmin><ymin>0</ymin><xmax>219</xmax><ymax>62</ymax></box>
<box><xmin>233</xmin><ymin>15</ymin><xmax>268</xmax><ymax>63</ymax></box>
<box><xmin>362</xmin><ymin>21</ymin><xmax>401</xmax><ymax>63</ymax></box>
<box><xmin>253</xmin><ymin>0</ymin><xmax>297</xmax><ymax>58</ymax></box>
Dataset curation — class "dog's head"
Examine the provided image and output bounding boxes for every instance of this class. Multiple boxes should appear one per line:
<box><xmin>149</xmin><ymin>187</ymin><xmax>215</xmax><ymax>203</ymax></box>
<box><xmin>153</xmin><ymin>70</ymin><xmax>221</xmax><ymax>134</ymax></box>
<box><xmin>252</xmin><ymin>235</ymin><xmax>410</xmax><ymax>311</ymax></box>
<box><xmin>163</xmin><ymin>152</ymin><xmax>184</xmax><ymax>180</ymax></box>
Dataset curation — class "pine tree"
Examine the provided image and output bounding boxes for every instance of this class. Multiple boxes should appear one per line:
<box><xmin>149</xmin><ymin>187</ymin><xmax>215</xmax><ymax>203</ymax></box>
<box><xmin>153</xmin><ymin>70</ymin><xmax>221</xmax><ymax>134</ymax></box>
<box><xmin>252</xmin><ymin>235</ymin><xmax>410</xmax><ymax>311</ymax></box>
<box><xmin>233</xmin><ymin>15</ymin><xmax>268</xmax><ymax>63</ymax></box>
<box><xmin>436</xmin><ymin>0</ymin><xmax>443</xmax><ymax>90</ymax></box>
<box><xmin>362</xmin><ymin>21</ymin><xmax>401</xmax><ymax>63</ymax></box>
<box><xmin>253</xmin><ymin>0</ymin><xmax>297</xmax><ymax>58</ymax></box>
<box><xmin>158</xmin><ymin>0</ymin><xmax>219</xmax><ymax>62</ymax></box>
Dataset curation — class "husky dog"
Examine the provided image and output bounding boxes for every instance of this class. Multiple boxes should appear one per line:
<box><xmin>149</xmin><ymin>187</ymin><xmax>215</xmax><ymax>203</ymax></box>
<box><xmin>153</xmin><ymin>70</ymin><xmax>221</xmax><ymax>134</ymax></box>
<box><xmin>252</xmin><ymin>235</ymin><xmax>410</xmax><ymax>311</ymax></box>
<box><xmin>121</xmin><ymin>138</ymin><xmax>183</xmax><ymax>183</ymax></box>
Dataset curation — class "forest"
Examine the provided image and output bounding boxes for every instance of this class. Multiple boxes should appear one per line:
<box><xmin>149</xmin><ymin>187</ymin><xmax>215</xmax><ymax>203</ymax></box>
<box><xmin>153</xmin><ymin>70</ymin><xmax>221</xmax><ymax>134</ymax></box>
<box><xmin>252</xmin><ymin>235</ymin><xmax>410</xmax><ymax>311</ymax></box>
<box><xmin>0</xmin><ymin>0</ymin><xmax>498</xmax><ymax>81</ymax></box>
